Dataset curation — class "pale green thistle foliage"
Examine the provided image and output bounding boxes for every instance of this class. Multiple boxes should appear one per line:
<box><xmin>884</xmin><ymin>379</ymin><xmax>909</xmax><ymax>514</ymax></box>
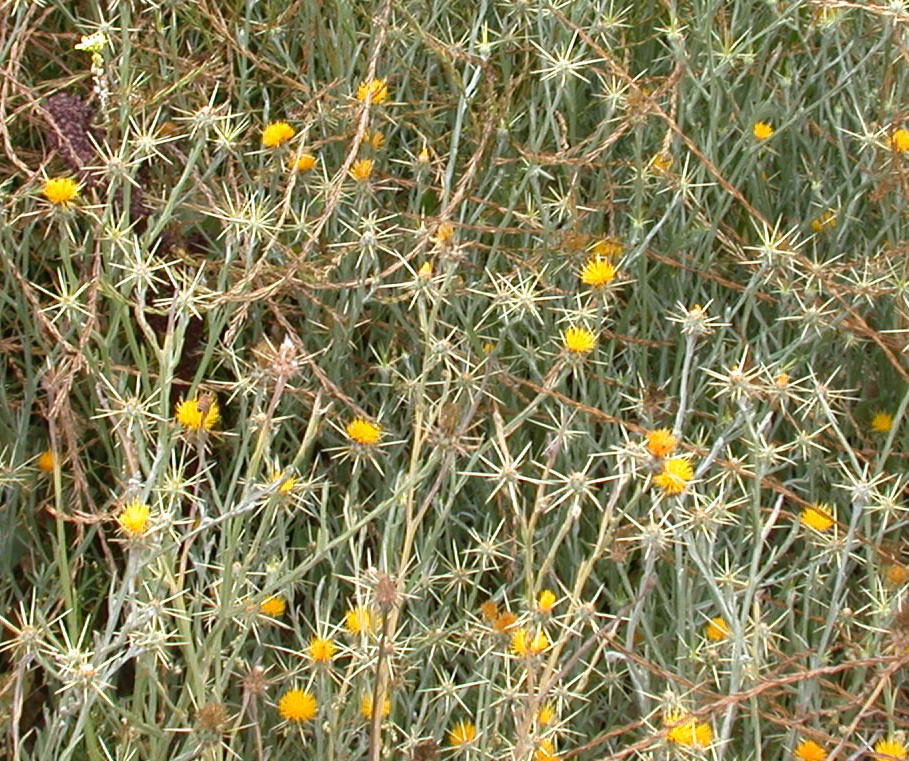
<box><xmin>1</xmin><ymin>2</ymin><xmax>908</xmax><ymax>760</ymax></box>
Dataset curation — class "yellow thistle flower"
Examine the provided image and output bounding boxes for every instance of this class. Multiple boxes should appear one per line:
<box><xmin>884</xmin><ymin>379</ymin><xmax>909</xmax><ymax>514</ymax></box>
<box><xmin>665</xmin><ymin>711</ymin><xmax>713</xmax><ymax>749</ymax></box>
<box><xmin>874</xmin><ymin>738</ymin><xmax>908</xmax><ymax>761</ymax></box>
<box><xmin>494</xmin><ymin>611</ymin><xmax>516</xmax><ymax>632</ymax></box>
<box><xmin>810</xmin><ymin>209</ymin><xmax>837</xmax><ymax>233</ymax></box>
<box><xmin>433</xmin><ymin>222</ymin><xmax>455</xmax><ymax>246</ymax></box>
<box><xmin>891</xmin><ymin>129</ymin><xmax>909</xmax><ymax>153</ymax></box>
<box><xmin>308</xmin><ymin>636</ymin><xmax>337</xmax><ymax>663</ymax></box>
<box><xmin>563</xmin><ymin>326</ymin><xmax>596</xmax><ymax>354</ymax></box>
<box><xmin>360</xmin><ymin>692</ymin><xmax>391</xmax><ymax>720</ymax></box>
<box><xmin>580</xmin><ymin>258</ymin><xmax>617</xmax><ymax>288</ymax></box>
<box><xmin>350</xmin><ymin>158</ymin><xmax>374</xmax><ymax>182</ymax></box>
<box><xmin>650</xmin><ymin>152</ymin><xmax>673</xmax><ymax>173</ymax></box>
<box><xmin>448</xmin><ymin>719</ymin><xmax>476</xmax><ymax>747</ymax></box>
<box><xmin>366</xmin><ymin>129</ymin><xmax>385</xmax><ymax>150</ymax></box>
<box><xmin>794</xmin><ymin>739</ymin><xmax>827</xmax><ymax>761</ymax></box>
<box><xmin>294</xmin><ymin>153</ymin><xmax>316</xmax><ymax>171</ymax></box>
<box><xmin>418</xmin><ymin>261</ymin><xmax>432</xmax><ymax>278</ymax></box>
<box><xmin>271</xmin><ymin>470</ymin><xmax>297</xmax><ymax>494</ymax></box>
<box><xmin>591</xmin><ymin>238</ymin><xmax>624</xmax><ymax>258</ymax></box>
<box><xmin>800</xmin><ymin>503</ymin><xmax>834</xmax><ymax>533</ymax></box>
<box><xmin>885</xmin><ymin>563</ymin><xmax>909</xmax><ymax>587</ymax></box>
<box><xmin>357</xmin><ymin>78</ymin><xmax>389</xmax><ymax>104</ymax></box>
<box><xmin>753</xmin><ymin>121</ymin><xmax>774</xmax><ymax>140</ymax></box>
<box><xmin>645</xmin><ymin>428</ymin><xmax>678</xmax><ymax>458</ymax></box>
<box><xmin>175</xmin><ymin>395</ymin><xmax>220</xmax><ymax>432</ymax></box>
<box><xmin>653</xmin><ymin>458</ymin><xmax>694</xmax><ymax>495</ymax></box>
<box><xmin>704</xmin><ymin>616</ymin><xmax>730</xmax><ymax>642</ymax></box>
<box><xmin>511</xmin><ymin>627</ymin><xmax>549</xmax><ymax>656</ymax></box>
<box><xmin>537</xmin><ymin>704</ymin><xmax>556</xmax><ymax>726</ymax></box>
<box><xmin>259</xmin><ymin>596</ymin><xmax>286</xmax><ymax>617</ymax></box>
<box><xmin>344</xmin><ymin>605</ymin><xmax>376</xmax><ymax>635</ymax></box>
<box><xmin>346</xmin><ymin>418</ymin><xmax>381</xmax><ymax>446</ymax></box>
<box><xmin>262</xmin><ymin>121</ymin><xmax>296</xmax><ymax>148</ymax></box>
<box><xmin>871</xmin><ymin>411</ymin><xmax>894</xmax><ymax>434</ymax></box>
<box><xmin>37</xmin><ymin>450</ymin><xmax>56</xmax><ymax>472</ymax></box>
<box><xmin>535</xmin><ymin>739</ymin><xmax>559</xmax><ymax>761</ymax></box>
<box><xmin>277</xmin><ymin>689</ymin><xmax>317</xmax><ymax>723</ymax></box>
<box><xmin>537</xmin><ymin>589</ymin><xmax>557</xmax><ymax>614</ymax></box>
<box><xmin>480</xmin><ymin>600</ymin><xmax>499</xmax><ymax>622</ymax></box>
<box><xmin>43</xmin><ymin>177</ymin><xmax>80</xmax><ymax>206</ymax></box>
<box><xmin>117</xmin><ymin>500</ymin><xmax>151</xmax><ymax>538</ymax></box>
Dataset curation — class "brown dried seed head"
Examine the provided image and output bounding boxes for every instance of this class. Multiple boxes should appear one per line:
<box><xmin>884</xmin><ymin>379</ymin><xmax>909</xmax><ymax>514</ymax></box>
<box><xmin>412</xmin><ymin>739</ymin><xmax>439</xmax><ymax>761</ymax></box>
<box><xmin>197</xmin><ymin>701</ymin><xmax>229</xmax><ymax>733</ymax></box>
<box><xmin>374</xmin><ymin>573</ymin><xmax>401</xmax><ymax>612</ymax></box>
<box><xmin>241</xmin><ymin>665</ymin><xmax>269</xmax><ymax>696</ymax></box>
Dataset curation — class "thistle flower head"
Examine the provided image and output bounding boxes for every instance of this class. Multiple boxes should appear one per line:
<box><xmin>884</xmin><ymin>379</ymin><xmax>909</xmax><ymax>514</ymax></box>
<box><xmin>308</xmin><ymin>636</ymin><xmax>337</xmax><ymax>663</ymax></box>
<box><xmin>357</xmin><ymin>78</ymin><xmax>389</xmax><ymax>104</ymax></box>
<box><xmin>346</xmin><ymin>418</ymin><xmax>381</xmax><ymax>446</ymax></box>
<box><xmin>43</xmin><ymin>177</ymin><xmax>80</xmax><ymax>206</ymax></box>
<box><xmin>645</xmin><ymin>428</ymin><xmax>678</xmax><ymax>458</ymax></box>
<box><xmin>37</xmin><ymin>450</ymin><xmax>56</xmax><ymax>472</ymax></box>
<box><xmin>891</xmin><ymin>129</ymin><xmax>909</xmax><ymax>153</ymax></box>
<box><xmin>117</xmin><ymin>500</ymin><xmax>151</xmax><ymax>538</ymax></box>
<box><xmin>874</xmin><ymin>738</ymin><xmax>908</xmax><ymax>761</ymax></box>
<box><xmin>704</xmin><ymin>616</ymin><xmax>730</xmax><ymax>641</ymax></box>
<box><xmin>753</xmin><ymin>121</ymin><xmax>774</xmax><ymax>140</ymax></box>
<box><xmin>259</xmin><ymin>596</ymin><xmax>286</xmax><ymax>617</ymax></box>
<box><xmin>175</xmin><ymin>395</ymin><xmax>220</xmax><ymax>431</ymax></box>
<box><xmin>261</xmin><ymin>121</ymin><xmax>295</xmax><ymax>148</ymax></box>
<box><xmin>563</xmin><ymin>325</ymin><xmax>596</xmax><ymax>354</ymax></box>
<box><xmin>580</xmin><ymin>257</ymin><xmax>616</xmax><ymax>287</ymax></box>
<box><xmin>350</xmin><ymin>158</ymin><xmax>374</xmax><ymax>182</ymax></box>
<box><xmin>447</xmin><ymin>720</ymin><xmax>476</xmax><ymax>747</ymax></box>
<box><xmin>277</xmin><ymin>689</ymin><xmax>317</xmax><ymax>722</ymax></box>
<box><xmin>794</xmin><ymin>740</ymin><xmax>827</xmax><ymax>761</ymax></box>
<box><xmin>800</xmin><ymin>503</ymin><xmax>834</xmax><ymax>532</ymax></box>
<box><xmin>653</xmin><ymin>458</ymin><xmax>694</xmax><ymax>495</ymax></box>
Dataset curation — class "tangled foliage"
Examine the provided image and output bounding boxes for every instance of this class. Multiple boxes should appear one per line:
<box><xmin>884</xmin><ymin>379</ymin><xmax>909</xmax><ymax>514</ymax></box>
<box><xmin>2</xmin><ymin>2</ymin><xmax>909</xmax><ymax>760</ymax></box>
